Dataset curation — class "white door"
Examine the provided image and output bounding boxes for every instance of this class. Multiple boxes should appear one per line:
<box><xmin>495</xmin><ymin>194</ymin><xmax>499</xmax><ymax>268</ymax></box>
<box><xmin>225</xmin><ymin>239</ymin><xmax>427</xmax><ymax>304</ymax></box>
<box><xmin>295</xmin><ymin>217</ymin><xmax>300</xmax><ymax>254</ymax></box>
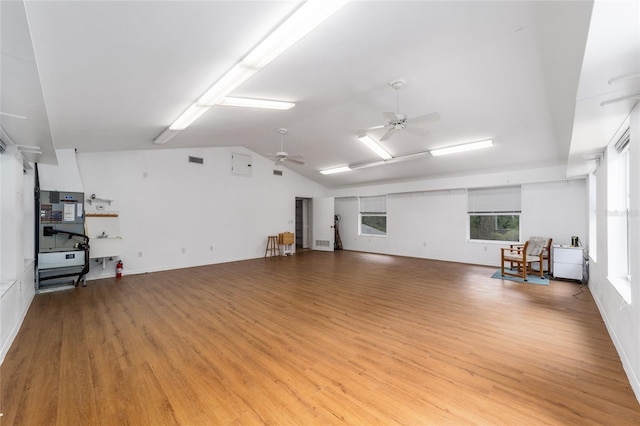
<box><xmin>312</xmin><ymin>197</ymin><xmax>334</xmax><ymax>251</ymax></box>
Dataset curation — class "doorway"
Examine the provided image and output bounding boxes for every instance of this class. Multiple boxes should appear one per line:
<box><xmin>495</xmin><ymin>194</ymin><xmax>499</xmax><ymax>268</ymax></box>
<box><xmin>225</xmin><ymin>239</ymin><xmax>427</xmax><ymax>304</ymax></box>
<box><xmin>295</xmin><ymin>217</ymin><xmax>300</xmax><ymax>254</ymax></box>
<box><xmin>295</xmin><ymin>197</ymin><xmax>311</xmax><ymax>250</ymax></box>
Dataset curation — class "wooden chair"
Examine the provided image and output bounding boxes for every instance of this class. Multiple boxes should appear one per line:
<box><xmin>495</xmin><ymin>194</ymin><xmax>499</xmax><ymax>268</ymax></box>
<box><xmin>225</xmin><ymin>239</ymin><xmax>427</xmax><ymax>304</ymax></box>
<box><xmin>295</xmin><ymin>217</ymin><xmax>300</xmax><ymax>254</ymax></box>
<box><xmin>509</xmin><ymin>237</ymin><xmax>552</xmax><ymax>274</ymax></box>
<box><xmin>500</xmin><ymin>237</ymin><xmax>546</xmax><ymax>281</ymax></box>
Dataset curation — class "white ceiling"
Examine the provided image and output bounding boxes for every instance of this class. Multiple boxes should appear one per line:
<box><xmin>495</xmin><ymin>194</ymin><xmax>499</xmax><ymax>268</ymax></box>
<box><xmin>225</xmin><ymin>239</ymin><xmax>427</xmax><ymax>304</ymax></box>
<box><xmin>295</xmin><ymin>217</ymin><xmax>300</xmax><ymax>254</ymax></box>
<box><xmin>1</xmin><ymin>1</ymin><xmax>638</xmax><ymax>188</ymax></box>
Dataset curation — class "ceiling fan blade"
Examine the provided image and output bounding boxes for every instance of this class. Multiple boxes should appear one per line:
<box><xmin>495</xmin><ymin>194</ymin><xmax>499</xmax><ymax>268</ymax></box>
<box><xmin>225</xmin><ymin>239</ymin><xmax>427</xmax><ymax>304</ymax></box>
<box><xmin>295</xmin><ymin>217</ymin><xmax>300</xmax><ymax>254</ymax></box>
<box><xmin>286</xmin><ymin>156</ymin><xmax>305</xmax><ymax>165</ymax></box>
<box><xmin>360</xmin><ymin>124</ymin><xmax>388</xmax><ymax>133</ymax></box>
<box><xmin>407</xmin><ymin>112</ymin><xmax>440</xmax><ymax>125</ymax></box>
<box><xmin>383</xmin><ymin>111</ymin><xmax>401</xmax><ymax>122</ymax></box>
<box><xmin>405</xmin><ymin>127</ymin><xmax>430</xmax><ymax>137</ymax></box>
<box><xmin>380</xmin><ymin>128</ymin><xmax>398</xmax><ymax>141</ymax></box>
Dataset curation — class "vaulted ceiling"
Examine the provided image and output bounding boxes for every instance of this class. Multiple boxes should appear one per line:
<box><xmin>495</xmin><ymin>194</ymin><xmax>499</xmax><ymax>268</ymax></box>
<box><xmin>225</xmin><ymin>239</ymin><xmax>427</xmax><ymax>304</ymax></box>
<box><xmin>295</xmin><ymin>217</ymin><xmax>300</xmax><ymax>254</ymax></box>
<box><xmin>2</xmin><ymin>1</ymin><xmax>639</xmax><ymax>188</ymax></box>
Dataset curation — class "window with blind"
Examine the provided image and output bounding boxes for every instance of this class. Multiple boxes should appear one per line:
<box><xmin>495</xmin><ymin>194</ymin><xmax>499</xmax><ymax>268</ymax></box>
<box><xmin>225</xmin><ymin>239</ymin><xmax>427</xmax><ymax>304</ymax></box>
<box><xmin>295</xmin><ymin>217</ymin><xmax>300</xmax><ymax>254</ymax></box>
<box><xmin>607</xmin><ymin>126</ymin><xmax>631</xmax><ymax>303</ymax></box>
<box><xmin>359</xmin><ymin>195</ymin><xmax>387</xmax><ymax>236</ymax></box>
<box><xmin>468</xmin><ymin>186</ymin><xmax>521</xmax><ymax>242</ymax></box>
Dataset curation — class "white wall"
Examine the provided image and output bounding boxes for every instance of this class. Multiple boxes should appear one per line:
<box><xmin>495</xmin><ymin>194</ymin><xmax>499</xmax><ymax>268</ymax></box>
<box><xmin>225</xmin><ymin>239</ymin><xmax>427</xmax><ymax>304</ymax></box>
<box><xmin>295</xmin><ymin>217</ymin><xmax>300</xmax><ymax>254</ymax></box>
<box><xmin>588</xmin><ymin>104</ymin><xmax>640</xmax><ymax>400</ymax></box>
<box><xmin>0</xmin><ymin>148</ymin><xmax>36</xmax><ymax>363</ymax></box>
<box><xmin>75</xmin><ymin>146</ymin><xmax>328</xmax><ymax>279</ymax></box>
<box><xmin>335</xmin><ymin>178</ymin><xmax>586</xmax><ymax>267</ymax></box>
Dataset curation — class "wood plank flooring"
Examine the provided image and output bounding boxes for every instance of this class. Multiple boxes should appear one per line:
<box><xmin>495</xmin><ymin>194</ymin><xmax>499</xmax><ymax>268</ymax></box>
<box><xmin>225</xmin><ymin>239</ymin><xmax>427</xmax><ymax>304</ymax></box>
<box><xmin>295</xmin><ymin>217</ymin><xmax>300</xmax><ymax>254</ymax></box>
<box><xmin>1</xmin><ymin>250</ymin><xmax>639</xmax><ymax>425</ymax></box>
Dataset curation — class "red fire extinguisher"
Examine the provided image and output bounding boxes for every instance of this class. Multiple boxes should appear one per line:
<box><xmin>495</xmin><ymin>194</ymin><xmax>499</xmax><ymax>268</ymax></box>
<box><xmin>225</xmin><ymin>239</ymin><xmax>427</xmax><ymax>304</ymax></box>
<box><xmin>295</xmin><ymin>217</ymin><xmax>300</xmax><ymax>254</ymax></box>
<box><xmin>116</xmin><ymin>260</ymin><xmax>123</xmax><ymax>278</ymax></box>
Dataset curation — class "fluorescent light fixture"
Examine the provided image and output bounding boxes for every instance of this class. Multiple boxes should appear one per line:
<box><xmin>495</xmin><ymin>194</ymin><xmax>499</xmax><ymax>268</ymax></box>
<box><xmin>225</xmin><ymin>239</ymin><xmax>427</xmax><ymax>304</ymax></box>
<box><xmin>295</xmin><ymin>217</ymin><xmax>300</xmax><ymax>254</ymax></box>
<box><xmin>242</xmin><ymin>0</ymin><xmax>349</xmax><ymax>69</ymax></box>
<box><xmin>156</xmin><ymin>0</ymin><xmax>347</xmax><ymax>143</ymax></box>
<box><xmin>153</xmin><ymin>128</ymin><xmax>181</xmax><ymax>145</ymax></box>
<box><xmin>348</xmin><ymin>150</ymin><xmax>430</xmax><ymax>170</ymax></box>
<box><xmin>16</xmin><ymin>145</ymin><xmax>41</xmax><ymax>154</ymax></box>
<box><xmin>219</xmin><ymin>97</ymin><xmax>295</xmax><ymax>110</ymax></box>
<box><xmin>197</xmin><ymin>63</ymin><xmax>259</xmax><ymax>106</ymax></box>
<box><xmin>430</xmin><ymin>139</ymin><xmax>494</xmax><ymax>157</ymax></box>
<box><xmin>384</xmin><ymin>151</ymin><xmax>431</xmax><ymax>164</ymax></box>
<box><xmin>320</xmin><ymin>166</ymin><xmax>351</xmax><ymax>175</ymax></box>
<box><xmin>357</xmin><ymin>134</ymin><xmax>393</xmax><ymax>160</ymax></box>
<box><xmin>349</xmin><ymin>160</ymin><xmax>387</xmax><ymax>170</ymax></box>
<box><xmin>170</xmin><ymin>105</ymin><xmax>210</xmax><ymax>130</ymax></box>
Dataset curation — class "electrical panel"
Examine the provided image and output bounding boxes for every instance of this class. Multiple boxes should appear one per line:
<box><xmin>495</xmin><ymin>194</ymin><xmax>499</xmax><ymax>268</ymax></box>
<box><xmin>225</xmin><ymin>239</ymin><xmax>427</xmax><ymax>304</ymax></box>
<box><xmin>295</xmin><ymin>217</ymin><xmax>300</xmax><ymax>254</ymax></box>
<box><xmin>39</xmin><ymin>190</ymin><xmax>84</xmax><ymax>252</ymax></box>
<box><xmin>37</xmin><ymin>190</ymin><xmax>87</xmax><ymax>290</ymax></box>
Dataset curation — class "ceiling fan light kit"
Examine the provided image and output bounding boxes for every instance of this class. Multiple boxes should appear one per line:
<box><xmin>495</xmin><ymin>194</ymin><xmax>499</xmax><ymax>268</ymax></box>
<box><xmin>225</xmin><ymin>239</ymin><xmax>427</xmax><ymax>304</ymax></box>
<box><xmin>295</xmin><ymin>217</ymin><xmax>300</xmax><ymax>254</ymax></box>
<box><xmin>268</xmin><ymin>128</ymin><xmax>305</xmax><ymax>165</ymax></box>
<box><xmin>361</xmin><ymin>78</ymin><xmax>441</xmax><ymax>142</ymax></box>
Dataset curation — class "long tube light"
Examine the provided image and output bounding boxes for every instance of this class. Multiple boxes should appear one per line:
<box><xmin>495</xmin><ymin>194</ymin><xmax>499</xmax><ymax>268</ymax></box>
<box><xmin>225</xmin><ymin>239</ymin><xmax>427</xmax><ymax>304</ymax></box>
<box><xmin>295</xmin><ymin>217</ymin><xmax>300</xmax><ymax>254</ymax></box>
<box><xmin>197</xmin><ymin>63</ymin><xmax>260</xmax><ymax>106</ymax></box>
<box><xmin>219</xmin><ymin>97</ymin><xmax>295</xmax><ymax>110</ymax></box>
<box><xmin>242</xmin><ymin>0</ymin><xmax>350</xmax><ymax>69</ymax></box>
<box><xmin>320</xmin><ymin>166</ymin><xmax>351</xmax><ymax>175</ymax></box>
<box><xmin>319</xmin><ymin>139</ymin><xmax>494</xmax><ymax>175</ymax></box>
<box><xmin>155</xmin><ymin>0</ymin><xmax>348</xmax><ymax>144</ymax></box>
<box><xmin>429</xmin><ymin>139</ymin><xmax>494</xmax><ymax>157</ymax></box>
<box><xmin>170</xmin><ymin>105</ymin><xmax>210</xmax><ymax>131</ymax></box>
<box><xmin>357</xmin><ymin>134</ymin><xmax>392</xmax><ymax>160</ymax></box>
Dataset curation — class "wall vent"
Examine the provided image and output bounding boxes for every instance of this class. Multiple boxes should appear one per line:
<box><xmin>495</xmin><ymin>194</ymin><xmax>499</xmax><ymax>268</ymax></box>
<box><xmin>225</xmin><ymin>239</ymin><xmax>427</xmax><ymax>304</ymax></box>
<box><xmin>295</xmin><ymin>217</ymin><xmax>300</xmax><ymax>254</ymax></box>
<box><xmin>273</xmin><ymin>169</ymin><xmax>283</xmax><ymax>176</ymax></box>
<box><xmin>315</xmin><ymin>240</ymin><xmax>330</xmax><ymax>247</ymax></box>
<box><xmin>188</xmin><ymin>156</ymin><xmax>204</xmax><ymax>164</ymax></box>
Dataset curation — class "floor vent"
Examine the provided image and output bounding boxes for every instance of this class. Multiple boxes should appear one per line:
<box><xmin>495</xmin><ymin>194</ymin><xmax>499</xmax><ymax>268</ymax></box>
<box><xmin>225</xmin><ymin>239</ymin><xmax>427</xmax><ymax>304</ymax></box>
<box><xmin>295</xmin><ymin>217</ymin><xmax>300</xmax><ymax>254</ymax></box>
<box><xmin>273</xmin><ymin>169</ymin><xmax>283</xmax><ymax>176</ymax></box>
<box><xmin>188</xmin><ymin>156</ymin><xmax>204</xmax><ymax>164</ymax></box>
<box><xmin>315</xmin><ymin>240</ymin><xmax>330</xmax><ymax>247</ymax></box>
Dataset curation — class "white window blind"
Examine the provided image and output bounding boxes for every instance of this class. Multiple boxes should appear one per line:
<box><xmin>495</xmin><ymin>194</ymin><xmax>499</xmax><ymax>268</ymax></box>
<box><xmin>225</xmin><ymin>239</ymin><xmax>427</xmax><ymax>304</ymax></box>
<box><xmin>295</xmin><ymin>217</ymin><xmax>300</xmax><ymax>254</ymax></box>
<box><xmin>359</xmin><ymin>196</ymin><xmax>386</xmax><ymax>213</ymax></box>
<box><xmin>468</xmin><ymin>186</ymin><xmax>521</xmax><ymax>213</ymax></box>
<box><xmin>615</xmin><ymin>127</ymin><xmax>630</xmax><ymax>153</ymax></box>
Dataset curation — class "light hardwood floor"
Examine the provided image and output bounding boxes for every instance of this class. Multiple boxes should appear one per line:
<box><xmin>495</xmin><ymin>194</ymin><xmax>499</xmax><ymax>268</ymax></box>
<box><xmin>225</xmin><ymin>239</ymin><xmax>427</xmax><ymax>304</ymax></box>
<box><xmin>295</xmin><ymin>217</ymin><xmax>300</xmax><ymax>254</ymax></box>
<box><xmin>1</xmin><ymin>251</ymin><xmax>639</xmax><ymax>425</ymax></box>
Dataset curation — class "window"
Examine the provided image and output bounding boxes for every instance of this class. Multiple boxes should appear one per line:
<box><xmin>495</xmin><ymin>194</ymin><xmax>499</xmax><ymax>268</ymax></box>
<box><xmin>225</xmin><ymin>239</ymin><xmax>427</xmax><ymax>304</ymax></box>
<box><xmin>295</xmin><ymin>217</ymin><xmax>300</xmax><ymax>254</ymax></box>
<box><xmin>588</xmin><ymin>172</ymin><xmax>597</xmax><ymax>261</ymax></box>
<box><xmin>607</xmin><ymin>126</ymin><xmax>630</xmax><ymax>302</ymax></box>
<box><xmin>359</xmin><ymin>195</ymin><xmax>386</xmax><ymax>236</ymax></box>
<box><xmin>468</xmin><ymin>186</ymin><xmax>521</xmax><ymax>242</ymax></box>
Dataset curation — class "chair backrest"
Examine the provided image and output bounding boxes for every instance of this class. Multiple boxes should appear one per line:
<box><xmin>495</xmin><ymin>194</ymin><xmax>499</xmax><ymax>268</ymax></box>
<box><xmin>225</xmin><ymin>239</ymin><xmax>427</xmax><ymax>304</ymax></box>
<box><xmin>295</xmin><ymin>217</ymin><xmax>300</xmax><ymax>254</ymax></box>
<box><xmin>526</xmin><ymin>237</ymin><xmax>546</xmax><ymax>256</ymax></box>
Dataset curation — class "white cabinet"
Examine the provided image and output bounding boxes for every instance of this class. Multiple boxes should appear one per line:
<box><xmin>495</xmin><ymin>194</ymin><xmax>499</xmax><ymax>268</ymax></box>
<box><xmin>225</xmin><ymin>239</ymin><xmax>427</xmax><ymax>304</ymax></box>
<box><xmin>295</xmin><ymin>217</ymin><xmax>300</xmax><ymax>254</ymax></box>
<box><xmin>553</xmin><ymin>246</ymin><xmax>584</xmax><ymax>281</ymax></box>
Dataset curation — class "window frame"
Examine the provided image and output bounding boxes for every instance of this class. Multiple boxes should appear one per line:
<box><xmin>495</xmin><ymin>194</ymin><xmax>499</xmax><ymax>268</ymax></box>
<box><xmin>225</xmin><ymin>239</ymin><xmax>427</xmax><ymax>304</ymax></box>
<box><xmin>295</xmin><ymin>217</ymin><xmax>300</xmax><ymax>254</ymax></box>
<box><xmin>467</xmin><ymin>186</ymin><xmax>521</xmax><ymax>243</ymax></box>
<box><xmin>606</xmin><ymin>126</ymin><xmax>631</xmax><ymax>303</ymax></box>
<box><xmin>468</xmin><ymin>212</ymin><xmax>521</xmax><ymax>243</ymax></box>
<box><xmin>358</xmin><ymin>195</ymin><xmax>387</xmax><ymax>237</ymax></box>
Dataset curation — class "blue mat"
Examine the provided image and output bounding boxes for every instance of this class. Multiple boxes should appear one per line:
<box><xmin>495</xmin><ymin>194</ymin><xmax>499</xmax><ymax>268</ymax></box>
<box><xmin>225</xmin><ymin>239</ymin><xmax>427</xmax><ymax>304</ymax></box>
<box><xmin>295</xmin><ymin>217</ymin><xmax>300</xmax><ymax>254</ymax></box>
<box><xmin>491</xmin><ymin>269</ymin><xmax>549</xmax><ymax>285</ymax></box>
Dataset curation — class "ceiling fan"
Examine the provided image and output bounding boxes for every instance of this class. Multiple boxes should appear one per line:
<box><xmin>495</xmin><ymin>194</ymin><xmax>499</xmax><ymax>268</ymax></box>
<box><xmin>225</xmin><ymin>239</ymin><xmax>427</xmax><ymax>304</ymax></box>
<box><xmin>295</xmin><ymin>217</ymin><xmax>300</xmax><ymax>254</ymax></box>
<box><xmin>267</xmin><ymin>128</ymin><xmax>305</xmax><ymax>165</ymax></box>
<box><xmin>362</xmin><ymin>79</ymin><xmax>440</xmax><ymax>141</ymax></box>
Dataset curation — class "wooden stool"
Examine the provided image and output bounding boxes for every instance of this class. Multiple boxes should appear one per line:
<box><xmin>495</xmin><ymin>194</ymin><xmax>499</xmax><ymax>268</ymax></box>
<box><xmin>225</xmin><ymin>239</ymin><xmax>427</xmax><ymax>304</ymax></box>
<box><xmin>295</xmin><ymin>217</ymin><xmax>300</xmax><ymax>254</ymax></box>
<box><xmin>265</xmin><ymin>236</ymin><xmax>280</xmax><ymax>257</ymax></box>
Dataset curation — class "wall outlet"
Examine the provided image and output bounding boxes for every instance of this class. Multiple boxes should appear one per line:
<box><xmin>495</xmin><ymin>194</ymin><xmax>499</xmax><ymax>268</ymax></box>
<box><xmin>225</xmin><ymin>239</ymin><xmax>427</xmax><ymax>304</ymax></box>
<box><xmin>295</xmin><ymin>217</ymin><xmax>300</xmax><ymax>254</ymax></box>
<box><xmin>181</xmin><ymin>248</ymin><xmax>186</xmax><ymax>254</ymax></box>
